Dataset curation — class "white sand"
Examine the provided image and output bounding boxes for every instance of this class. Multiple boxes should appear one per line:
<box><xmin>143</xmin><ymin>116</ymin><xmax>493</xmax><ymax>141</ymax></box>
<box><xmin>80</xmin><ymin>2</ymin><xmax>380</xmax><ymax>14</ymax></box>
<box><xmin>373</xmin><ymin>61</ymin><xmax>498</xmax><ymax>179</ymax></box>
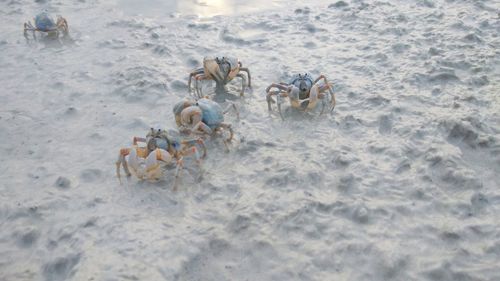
<box><xmin>1</xmin><ymin>0</ymin><xmax>499</xmax><ymax>280</ymax></box>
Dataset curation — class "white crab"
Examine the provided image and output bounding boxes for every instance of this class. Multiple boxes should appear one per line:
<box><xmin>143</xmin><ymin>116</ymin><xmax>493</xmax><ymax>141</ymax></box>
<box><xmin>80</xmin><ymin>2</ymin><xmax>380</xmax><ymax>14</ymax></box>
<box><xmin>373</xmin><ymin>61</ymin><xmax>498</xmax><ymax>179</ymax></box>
<box><xmin>116</xmin><ymin>128</ymin><xmax>206</xmax><ymax>189</ymax></box>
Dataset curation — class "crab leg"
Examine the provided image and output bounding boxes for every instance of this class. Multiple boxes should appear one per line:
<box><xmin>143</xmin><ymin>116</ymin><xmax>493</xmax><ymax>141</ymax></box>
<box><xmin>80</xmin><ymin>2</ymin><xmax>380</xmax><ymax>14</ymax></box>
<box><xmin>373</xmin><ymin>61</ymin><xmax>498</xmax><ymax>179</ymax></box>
<box><xmin>319</xmin><ymin>97</ymin><xmax>326</xmax><ymax>115</ymax></box>
<box><xmin>320</xmin><ymin>83</ymin><xmax>335</xmax><ymax>111</ymax></box>
<box><xmin>219</xmin><ymin>122</ymin><xmax>233</xmax><ymax>142</ymax></box>
<box><xmin>24</xmin><ymin>21</ymin><xmax>38</xmax><ymax>32</ymax></box>
<box><xmin>56</xmin><ymin>16</ymin><xmax>68</xmax><ymax>35</ymax></box>
<box><xmin>174</xmin><ymin>140</ymin><xmax>205</xmax><ymax>189</ymax></box>
<box><xmin>266</xmin><ymin>90</ymin><xmax>281</xmax><ymax>111</ymax></box>
<box><xmin>194</xmin><ymin>73</ymin><xmax>204</xmax><ymax>98</ymax></box>
<box><xmin>183</xmin><ymin>144</ymin><xmax>203</xmax><ymax>166</ymax></box>
<box><xmin>181</xmin><ymin>138</ymin><xmax>207</xmax><ymax>159</ymax></box>
<box><xmin>194</xmin><ymin>73</ymin><xmax>211</xmax><ymax>98</ymax></box>
<box><xmin>313</xmin><ymin>74</ymin><xmax>329</xmax><ymax>85</ymax></box>
<box><xmin>239</xmin><ymin>67</ymin><xmax>252</xmax><ymax>88</ymax></box>
<box><xmin>197</xmin><ymin>139</ymin><xmax>207</xmax><ymax>159</ymax></box>
<box><xmin>266</xmin><ymin>83</ymin><xmax>290</xmax><ymax>111</ymax></box>
<box><xmin>266</xmin><ymin>90</ymin><xmax>287</xmax><ymax>120</ymax></box>
<box><xmin>133</xmin><ymin>136</ymin><xmax>146</xmax><ymax>145</ymax></box>
<box><xmin>223</xmin><ymin>102</ymin><xmax>239</xmax><ymax>120</ymax></box>
<box><xmin>192</xmin><ymin>71</ymin><xmax>205</xmax><ymax>98</ymax></box>
<box><xmin>236</xmin><ymin>73</ymin><xmax>246</xmax><ymax>96</ymax></box>
<box><xmin>214</xmin><ymin>122</ymin><xmax>233</xmax><ymax>152</ymax></box>
<box><xmin>329</xmin><ymin>85</ymin><xmax>336</xmax><ymax>112</ymax></box>
<box><xmin>116</xmin><ymin>148</ymin><xmax>132</xmax><ymax>183</ymax></box>
<box><xmin>266</xmin><ymin>83</ymin><xmax>290</xmax><ymax>93</ymax></box>
<box><xmin>314</xmin><ymin>75</ymin><xmax>335</xmax><ymax>111</ymax></box>
<box><xmin>314</xmin><ymin>89</ymin><xmax>327</xmax><ymax>115</ymax></box>
<box><xmin>277</xmin><ymin>93</ymin><xmax>285</xmax><ymax>120</ymax></box>
<box><xmin>266</xmin><ymin>91</ymin><xmax>278</xmax><ymax>111</ymax></box>
<box><xmin>172</xmin><ymin>140</ymin><xmax>206</xmax><ymax>189</ymax></box>
<box><xmin>24</xmin><ymin>21</ymin><xmax>37</xmax><ymax>40</ymax></box>
<box><xmin>173</xmin><ymin>156</ymin><xmax>184</xmax><ymax>191</ymax></box>
<box><xmin>188</xmin><ymin>68</ymin><xmax>204</xmax><ymax>95</ymax></box>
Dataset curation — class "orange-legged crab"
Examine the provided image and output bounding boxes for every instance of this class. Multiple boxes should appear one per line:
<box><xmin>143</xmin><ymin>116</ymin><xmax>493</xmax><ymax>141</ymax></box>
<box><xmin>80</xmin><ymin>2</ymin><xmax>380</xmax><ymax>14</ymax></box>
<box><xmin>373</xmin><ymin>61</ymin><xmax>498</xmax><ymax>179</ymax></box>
<box><xmin>24</xmin><ymin>12</ymin><xmax>68</xmax><ymax>39</ymax></box>
<box><xmin>188</xmin><ymin>56</ymin><xmax>252</xmax><ymax>99</ymax></box>
<box><xmin>173</xmin><ymin>97</ymin><xmax>238</xmax><ymax>150</ymax></box>
<box><xmin>116</xmin><ymin>128</ymin><xmax>206</xmax><ymax>189</ymax></box>
<box><xmin>266</xmin><ymin>73</ymin><xmax>336</xmax><ymax>120</ymax></box>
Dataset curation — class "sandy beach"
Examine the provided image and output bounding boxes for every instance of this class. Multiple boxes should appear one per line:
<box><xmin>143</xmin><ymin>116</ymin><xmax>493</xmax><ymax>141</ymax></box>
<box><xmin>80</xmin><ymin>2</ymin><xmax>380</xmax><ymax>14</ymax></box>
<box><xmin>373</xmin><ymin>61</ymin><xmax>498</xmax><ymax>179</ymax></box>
<box><xmin>0</xmin><ymin>0</ymin><xmax>499</xmax><ymax>280</ymax></box>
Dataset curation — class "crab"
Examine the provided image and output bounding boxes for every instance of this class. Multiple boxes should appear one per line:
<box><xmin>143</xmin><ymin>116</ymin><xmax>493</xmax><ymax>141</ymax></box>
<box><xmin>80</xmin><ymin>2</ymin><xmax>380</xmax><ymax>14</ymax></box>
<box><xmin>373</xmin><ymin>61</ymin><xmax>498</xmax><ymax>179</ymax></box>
<box><xmin>266</xmin><ymin>73</ymin><xmax>336</xmax><ymax>120</ymax></box>
<box><xmin>173</xmin><ymin>97</ymin><xmax>237</xmax><ymax>150</ymax></box>
<box><xmin>116</xmin><ymin>128</ymin><xmax>206</xmax><ymax>189</ymax></box>
<box><xmin>188</xmin><ymin>56</ymin><xmax>252</xmax><ymax>99</ymax></box>
<box><xmin>24</xmin><ymin>12</ymin><xmax>68</xmax><ymax>39</ymax></box>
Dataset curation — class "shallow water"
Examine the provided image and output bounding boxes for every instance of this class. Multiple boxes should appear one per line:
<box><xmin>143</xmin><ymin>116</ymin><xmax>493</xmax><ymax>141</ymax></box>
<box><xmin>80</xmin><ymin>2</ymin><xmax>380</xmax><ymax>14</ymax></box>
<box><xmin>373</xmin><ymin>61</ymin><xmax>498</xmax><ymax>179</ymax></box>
<box><xmin>1</xmin><ymin>0</ymin><xmax>500</xmax><ymax>280</ymax></box>
<box><xmin>117</xmin><ymin>0</ymin><xmax>284</xmax><ymax>17</ymax></box>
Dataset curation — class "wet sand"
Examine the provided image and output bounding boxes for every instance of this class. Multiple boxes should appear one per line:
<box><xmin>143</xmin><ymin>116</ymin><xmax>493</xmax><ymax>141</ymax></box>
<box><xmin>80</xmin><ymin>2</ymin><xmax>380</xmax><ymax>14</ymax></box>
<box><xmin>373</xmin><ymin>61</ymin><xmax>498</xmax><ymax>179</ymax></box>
<box><xmin>0</xmin><ymin>0</ymin><xmax>499</xmax><ymax>280</ymax></box>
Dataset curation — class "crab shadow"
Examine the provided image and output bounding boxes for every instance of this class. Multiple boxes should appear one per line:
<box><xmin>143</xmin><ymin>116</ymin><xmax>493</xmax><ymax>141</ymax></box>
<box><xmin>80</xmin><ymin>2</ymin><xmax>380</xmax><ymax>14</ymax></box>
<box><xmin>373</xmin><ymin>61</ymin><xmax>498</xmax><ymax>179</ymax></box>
<box><xmin>212</xmin><ymin>92</ymin><xmax>240</xmax><ymax>103</ymax></box>
<box><xmin>196</xmin><ymin>79</ymin><xmax>251</xmax><ymax>103</ymax></box>
<box><xmin>25</xmin><ymin>33</ymin><xmax>75</xmax><ymax>49</ymax></box>
<box><xmin>123</xmin><ymin>162</ymin><xmax>204</xmax><ymax>191</ymax></box>
<box><xmin>272</xmin><ymin>106</ymin><xmax>326</xmax><ymax>121</ymax></box>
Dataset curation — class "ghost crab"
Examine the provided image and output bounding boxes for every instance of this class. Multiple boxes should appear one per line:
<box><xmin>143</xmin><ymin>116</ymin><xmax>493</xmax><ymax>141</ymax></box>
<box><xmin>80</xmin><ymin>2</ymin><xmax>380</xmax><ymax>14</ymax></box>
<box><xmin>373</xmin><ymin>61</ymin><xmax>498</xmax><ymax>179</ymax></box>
<box><xmin>266</xmin><ymin>73</ymin><xmax>336</xmax><ymax>120</ymax></box>
<box><xmin>24</xmin><ymin>12</ymin><xmax>68</xmax><ymax>39</ymax></box>
<box><xmin>188</xmin><ymin>56</ymin><xmax>252</xmax><ymax>99</ymax></box>
<box><xmin>116</xmin><ymin>128</ymin><xmax>206</xmax><ymax>189</ymax></box>
<box><xmin>173</xmin><ymin>97</ymin><xmax>238</xmax><ymax>150</ymax></box>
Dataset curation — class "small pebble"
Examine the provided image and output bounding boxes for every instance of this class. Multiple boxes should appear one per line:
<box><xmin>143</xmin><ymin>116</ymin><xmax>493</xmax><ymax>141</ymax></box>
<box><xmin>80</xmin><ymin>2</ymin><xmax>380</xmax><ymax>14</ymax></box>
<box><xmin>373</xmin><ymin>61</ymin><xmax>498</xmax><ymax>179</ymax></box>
<box><xmin>55</xmin><ymin>177</ymin><xmax>71</xmax><ymax>189</ymax></box>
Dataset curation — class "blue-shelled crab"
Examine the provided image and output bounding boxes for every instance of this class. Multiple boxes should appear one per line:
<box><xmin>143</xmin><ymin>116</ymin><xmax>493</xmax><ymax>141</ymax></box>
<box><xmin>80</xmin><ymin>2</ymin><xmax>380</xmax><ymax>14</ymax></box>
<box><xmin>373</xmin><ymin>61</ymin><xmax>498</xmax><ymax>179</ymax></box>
<box><xmin>116</xmin><ymin>128</ymin><xmax>206</xmax><ymax>189</ymax></box>
<box><xmin>188</xmin><ymin>56</ymin><xmax>252</xmax><ymax>99</ymax></box>
<box><xmin>24</xmin><ymin>12</ymin><xmax>68</xmax><ymax>39</ymax></box>
<box><xmin>173</xmin><ymin>97</ymin><xmax>238</xmax><ymax>150</ymax></box>
<box><xmin>266</xmin><ymin>73</ymin><xmax>336</xmax><ymax>120</ymax></box>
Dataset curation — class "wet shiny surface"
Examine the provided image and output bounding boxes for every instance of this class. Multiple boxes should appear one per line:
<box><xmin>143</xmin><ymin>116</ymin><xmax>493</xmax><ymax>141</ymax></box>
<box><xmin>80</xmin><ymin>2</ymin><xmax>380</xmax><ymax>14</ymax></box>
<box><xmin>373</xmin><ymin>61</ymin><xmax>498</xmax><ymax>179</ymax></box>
<box><xmin>117</xmin><ymin>0</ymin><xmax>284</xmax><ymax>17</ymax></box>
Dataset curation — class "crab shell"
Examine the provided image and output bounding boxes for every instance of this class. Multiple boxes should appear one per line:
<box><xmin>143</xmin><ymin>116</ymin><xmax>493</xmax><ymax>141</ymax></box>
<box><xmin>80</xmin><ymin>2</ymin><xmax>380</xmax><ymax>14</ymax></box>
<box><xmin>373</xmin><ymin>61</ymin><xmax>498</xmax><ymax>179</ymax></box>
<box><xmin>197</xmin><ymin>98</ymin><xmax>224</xmax><ymax>129</ymax></box>
<box><xmin>203</xmin><ymin>56</ymin><xmax>240</xmax><ymax>84</ymax></box>
<box><xmin>34</xmin><ymin>12</ymin><xmax>57</xmax><ymax>31</ymax></box>
<box><xmin>289</xmin><ymin>73</ymin><xmax>314</xmax><ymax>99</ymax></box>
<box><xmin>173</xmin><ymin>98</ymin><xmax>225</xmax><ymax>130</ymax></box>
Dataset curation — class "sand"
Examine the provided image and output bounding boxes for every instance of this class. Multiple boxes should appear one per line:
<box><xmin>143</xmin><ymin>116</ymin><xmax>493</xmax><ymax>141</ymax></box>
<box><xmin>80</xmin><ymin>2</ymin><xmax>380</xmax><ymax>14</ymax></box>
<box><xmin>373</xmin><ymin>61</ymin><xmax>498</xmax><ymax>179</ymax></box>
<box><xmin>0</xmin><ymin>0</ymin><xmax>499</xmax><ymax>280</ymax></box>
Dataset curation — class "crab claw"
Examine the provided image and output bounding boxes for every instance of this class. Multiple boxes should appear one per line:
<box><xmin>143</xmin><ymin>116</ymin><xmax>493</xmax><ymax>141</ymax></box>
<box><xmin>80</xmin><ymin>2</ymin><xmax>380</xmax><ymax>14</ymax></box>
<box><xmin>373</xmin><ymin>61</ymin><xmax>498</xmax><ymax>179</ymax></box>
<box><xmin>306</xmin><ymin>84</ymin><xmax>319</xmax><ymax>111</ymax></box>
<box><xmin>144</xmin><ymin>149</ymin><xmax>171</xmax><ymax>181</ymax></box>
<box><xmin>122</xmin><ymin>148</ymin><xmax>172</xmax><ymax>181</ymax></box>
